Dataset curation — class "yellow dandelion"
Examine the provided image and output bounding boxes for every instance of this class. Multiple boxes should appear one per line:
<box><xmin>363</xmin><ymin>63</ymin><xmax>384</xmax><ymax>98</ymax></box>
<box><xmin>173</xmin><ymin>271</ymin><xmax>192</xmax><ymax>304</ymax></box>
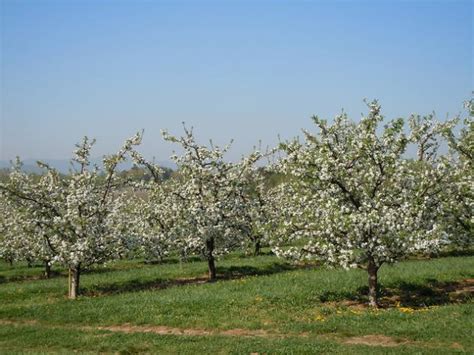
<box><xmin>315</xmin><ymin>315</ymin><xmax>326</xmax><ymax>322</ymax></box>
<box><xmin>399</xmin><ymin>307</ymin><xmax>414</xmax><ymax>314</ymax></box>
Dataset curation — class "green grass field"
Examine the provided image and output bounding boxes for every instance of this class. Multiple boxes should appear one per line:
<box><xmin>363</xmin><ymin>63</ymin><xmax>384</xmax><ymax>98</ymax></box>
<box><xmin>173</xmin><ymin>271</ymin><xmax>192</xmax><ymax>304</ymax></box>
<box><xmin>0</xmin><ymin>253</ymin><xmax>472</xmax><ymax>354</ymax></box>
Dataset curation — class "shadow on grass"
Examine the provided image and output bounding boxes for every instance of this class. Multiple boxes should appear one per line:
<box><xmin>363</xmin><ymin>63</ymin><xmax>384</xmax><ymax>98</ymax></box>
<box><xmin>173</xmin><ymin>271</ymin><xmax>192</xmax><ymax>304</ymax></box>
<box><xmin>0</xmin><ymin>257</ymin><xmax>204</xmax><ymax>283</ymax></box>
<box><xmin>385</xmin><ymin>279</ymin><xmax>474</xmax><ymax>307</ymax></box>
<box><xmin>217</xmin><ymin>262</ymin><xmax>297</xmax><ymax>278</ymax></box>
<box><xmin>410</xmin><ymin>248</ymin><xmax>474</xmax><ymax>261</ymax></box>
<box><xmin>81</xmin><ymin>262</ymin><xmax>313</xmax><ymax>297</ymax></box>
<box><xmin>435</xmin><ymin>248</ymin><xmax>474</xmax><ymax>258</ymax></box>
<box><xmin>320</xmin><ymin>278</ymin><xmax>474</xmax><ymax>308</ymax></box>
<box><xmin>82</xmin><ymin>276</ymin><xmax>209</xmax><ymax>297</ymax></box>
<box><xmin>237</xmin><ymin>250</ymin><xmax>275</xmax><ymax>259</ymax></box>
<box><xmin>141</xmin><ymin>256</ymin><xmax>202</xmax><ymax>265</ymax></box>
<box><xmin>0</xmin><ymin>270</ymin><xmax>64</xmax><ymax>284</ymax></box>
<box><xmin>80</xmin><ymin>256</ymin><xmax>268</xmax><ymax>276</ymax></box>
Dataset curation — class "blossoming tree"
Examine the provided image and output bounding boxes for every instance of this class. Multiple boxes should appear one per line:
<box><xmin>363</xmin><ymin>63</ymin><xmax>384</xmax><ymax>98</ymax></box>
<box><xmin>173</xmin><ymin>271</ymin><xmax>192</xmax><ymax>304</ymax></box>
<box><xmin>240</xmin><ymin>168</ymin><xmax>282</xmax><ymax>255</ymax></box>
<box><xmin>441</xmin><ymin>100</ymin><xmax>474</xmax><ymax>246</ymax></box>
<box><xmin>126</xmin><ymin>155</ymin><xmax>181</xmax><ymax>263</ymax></box>
<box><xmin>0</xmin><ymin>197</ymin><xmax>26</xmax><ymax>266</ymax></box>
<box><xmin>274</xmin><ymin>101</ymin><xmax>447</xmax><ymax>306</ymax></box>
<box><xmin>0</xmin><ymin>160</ymin><xmax>62</xmax><ymax>275</ymax></box>
<box><xmin>138</xmin><ymin>126</ymin><xmax>261</xmax><ymax>280</ymax></box>
<box><xmin>0</xmin><ymin>134</ymin><xmax>142</xmax><ymax>298</ymax></box>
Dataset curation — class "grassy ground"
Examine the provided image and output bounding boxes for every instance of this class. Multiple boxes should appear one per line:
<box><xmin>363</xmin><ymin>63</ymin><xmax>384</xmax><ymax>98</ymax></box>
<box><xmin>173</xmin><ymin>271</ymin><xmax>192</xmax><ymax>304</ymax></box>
<box><xmin>0</xmin><ymin>253</ymin><xmax>472</xmax><ymax>354</ymax></box>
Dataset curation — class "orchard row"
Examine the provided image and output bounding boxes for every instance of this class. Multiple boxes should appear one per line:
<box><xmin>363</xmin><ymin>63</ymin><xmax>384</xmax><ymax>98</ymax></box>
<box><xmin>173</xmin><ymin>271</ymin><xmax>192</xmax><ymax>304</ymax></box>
<box><xmin>1</xmin><ymin>100</ymin><xmax>472</xmax><ymax>305</ymax></box>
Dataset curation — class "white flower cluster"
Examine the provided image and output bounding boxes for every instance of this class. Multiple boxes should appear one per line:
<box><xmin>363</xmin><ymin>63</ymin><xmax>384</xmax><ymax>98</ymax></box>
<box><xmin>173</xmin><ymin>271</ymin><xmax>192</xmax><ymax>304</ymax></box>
<box><xmin>272</xmin><ymin>101</ymin><xmax>459</xmax><ymax>270</ymax></box>
<box><xmin>0</xmin><ymin>134</ymin><xmax>143</xmax><ymax>296</ymax></box>
<box><xmin>439</xmin><ymin>101</ymin><xmax>474</xmax><ymax>246</ymax></box>
<box><xmin>0</xmin><ymin>100</ymin><xmax>471</xmax><ymax>301</ymax></box>
<box><xmin>129</xmin><ymin>126</ymin><xmax>264</xmax><ymax>278</ymax></box>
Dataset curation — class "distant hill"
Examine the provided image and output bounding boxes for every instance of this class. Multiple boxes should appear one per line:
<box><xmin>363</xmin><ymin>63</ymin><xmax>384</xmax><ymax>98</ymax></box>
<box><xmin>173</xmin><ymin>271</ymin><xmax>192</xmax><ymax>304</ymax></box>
<box><xmin>0</xmin><ymin>158</ymin><xmax>175</xmax><ymax>174</ymax></box>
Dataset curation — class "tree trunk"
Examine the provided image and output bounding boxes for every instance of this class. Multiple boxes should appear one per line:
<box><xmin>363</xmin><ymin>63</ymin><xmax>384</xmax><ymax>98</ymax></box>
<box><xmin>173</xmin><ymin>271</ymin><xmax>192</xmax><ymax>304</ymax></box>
<box><xmin>68</xmin><ymin>265</ymin><xmax>81</xmax><ymax>299</ymax></box>
<box><xmin>254</xmin><ymin>239</ymin><xmax>261</xmax><ymax>256</ymax></box>
<box><xmin>206</xmin><ymin>238</ymin><xmax>216</xmax><ymax>281</ymax></box>
<box><xmin>207</xmin><ymin>256</ymin><xmax>216</xmax><ymax>281</ymax></box>
<box><xmin>44</xmin><ymin>261</ymin><xmax>51</xmax><ymax>279</ymax></box>
<box><xmin>367</xmin><ymin>257</ymin><xmax>379</xmax><ymax>307</ymax></box>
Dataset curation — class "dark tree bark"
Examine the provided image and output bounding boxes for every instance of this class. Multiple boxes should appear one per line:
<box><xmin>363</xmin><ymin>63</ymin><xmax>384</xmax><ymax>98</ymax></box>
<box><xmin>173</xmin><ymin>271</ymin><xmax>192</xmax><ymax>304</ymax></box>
<box><xmin>68</xmin><ymin>265</ymin><xmax>81</xmax><ymax>299</ymax></box>
<box><xmin>367</xmin><ymin>256</ymin><xmax>380</xmax><ymax>307</ymax></box>
<box><xmin>206</xmin><ymin>237</ymin><xmax>216</xmax><ymax>281</ymax></box>
<box><xmin>44</xmin><ymin>261</ymin><xmax>52</xmax><ymax>279</ymax></box>
<box><xmin>254</xmin><ymin>239</ymin><xmax>261</xmax><ymax>256</ymax></box>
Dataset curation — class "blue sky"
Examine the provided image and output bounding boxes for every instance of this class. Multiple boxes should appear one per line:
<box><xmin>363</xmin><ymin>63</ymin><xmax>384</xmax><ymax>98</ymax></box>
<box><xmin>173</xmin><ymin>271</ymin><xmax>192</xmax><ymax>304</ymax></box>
<box><xmin>1</xmin><ymin>0</ymin><xmax>472</xmax><ymax>162</ymax></box>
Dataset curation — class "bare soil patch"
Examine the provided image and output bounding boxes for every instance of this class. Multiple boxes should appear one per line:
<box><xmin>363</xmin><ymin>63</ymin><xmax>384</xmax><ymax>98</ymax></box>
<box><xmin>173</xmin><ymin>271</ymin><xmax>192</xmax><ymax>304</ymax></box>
<box><xmin>219</xmin><ymin>328</ymin><xmax>271</xmax><ymax>337</ymax></box>
<box><xmin>448</xmin><ymin>278</ymin><xmax>474</xmax><ymax>294</ymax></box>
<box><xmin>95</xmin><ymin>323</ymin><xmax>273</xmax><ymax>338</ymax></box>
<box><xmin>343</xmin><ymin>334</ymin><xmax>410</xmax><ymax>347</ymax></box>
<box><xmin>449</xmin><ymin>342</ymin><xmax>465</xmax><ymax>350</ymax></box>
<box><xmin>380</xmin><ymin>278</ymin><xmax>474</xmax><ymax>308</ymax></box>
<box><xmin>96</xmin><ymin>324</ymin><xmax>213</xmax><ymax>336</ymax></box>
<box><xmin>0</xmin><ymin>318</ymin><xmax>464</xmax><ymax>351</ymax></box>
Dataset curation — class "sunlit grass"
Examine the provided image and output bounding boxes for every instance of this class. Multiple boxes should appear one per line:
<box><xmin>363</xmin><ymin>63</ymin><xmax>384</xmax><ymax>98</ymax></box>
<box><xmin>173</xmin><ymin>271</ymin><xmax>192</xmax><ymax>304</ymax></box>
<box><xmin>0</xmin><ymin>253</ymin><xmax>472</xmax><ymax>353</ymax></box>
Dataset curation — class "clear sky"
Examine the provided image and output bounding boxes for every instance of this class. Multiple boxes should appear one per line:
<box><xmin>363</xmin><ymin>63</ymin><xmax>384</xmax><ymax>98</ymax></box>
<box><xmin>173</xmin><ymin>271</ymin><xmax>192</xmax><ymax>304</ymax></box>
<box><xmin>1</xmin><ymin>0</ymin><xmax>472</xmax><ymax>162</ymax></box>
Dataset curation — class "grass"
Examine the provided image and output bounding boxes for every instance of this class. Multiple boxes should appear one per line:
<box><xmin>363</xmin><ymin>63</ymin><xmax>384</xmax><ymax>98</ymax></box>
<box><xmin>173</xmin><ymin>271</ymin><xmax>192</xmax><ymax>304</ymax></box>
<box><xmin>0</xmin><ymin>253</ymin><xmax>473</xmax><ymax>354</ymax></box>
